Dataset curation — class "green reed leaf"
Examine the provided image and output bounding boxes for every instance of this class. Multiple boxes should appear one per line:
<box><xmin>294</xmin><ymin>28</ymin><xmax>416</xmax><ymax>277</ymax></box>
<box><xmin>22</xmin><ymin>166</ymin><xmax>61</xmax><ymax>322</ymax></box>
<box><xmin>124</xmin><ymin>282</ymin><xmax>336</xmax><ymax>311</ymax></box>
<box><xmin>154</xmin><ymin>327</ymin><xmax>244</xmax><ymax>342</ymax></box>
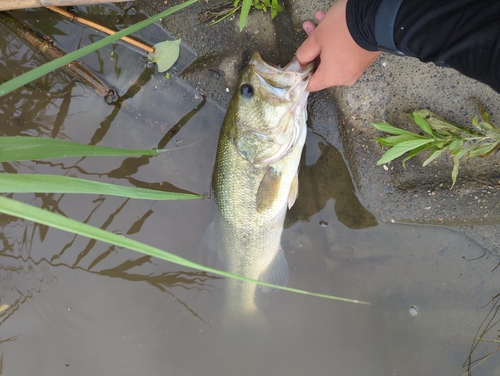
<box><xmin>0</xmin><ymin>174</ymin><xmax>202</xmax><ymax>200</ymax></box>
<box><xmin>0</xmin><ymin>0</ymin><xmax>199</xmax><ymax>97</ymax></box>
<box><xmin>0</xmin><ymin>136</ymin><xmax>166</xmax><ymax>162</ymax></box>
<box><xmin>0</xmin><ymin>195</ymin><xmax>369</xmax><ymax>305</ymax></box>
<box><xmin>239</xmin><ymin>0</ymin><xmax>252</xmax><ymax>30</ymax></box>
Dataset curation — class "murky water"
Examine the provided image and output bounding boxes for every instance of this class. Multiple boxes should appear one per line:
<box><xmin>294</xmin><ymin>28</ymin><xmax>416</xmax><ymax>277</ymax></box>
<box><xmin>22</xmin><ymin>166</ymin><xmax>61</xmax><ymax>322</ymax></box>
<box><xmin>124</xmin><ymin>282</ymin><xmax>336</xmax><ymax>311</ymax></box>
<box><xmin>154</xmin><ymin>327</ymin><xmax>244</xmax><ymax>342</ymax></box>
<box><xmin>1</xmin><ymin>6</ymin><xmax>500</xmax><ymax>376</ymax></box>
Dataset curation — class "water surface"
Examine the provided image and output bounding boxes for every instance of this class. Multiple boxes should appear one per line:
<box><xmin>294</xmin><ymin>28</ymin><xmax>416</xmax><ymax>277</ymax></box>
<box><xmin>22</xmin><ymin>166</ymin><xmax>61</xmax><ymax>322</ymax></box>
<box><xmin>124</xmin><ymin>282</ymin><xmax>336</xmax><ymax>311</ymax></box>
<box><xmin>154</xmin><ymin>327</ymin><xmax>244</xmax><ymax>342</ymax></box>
<box><xmin>1</xmin><ymin>6</ymin><xmax>499</xmax><ymax>376</ymax></box>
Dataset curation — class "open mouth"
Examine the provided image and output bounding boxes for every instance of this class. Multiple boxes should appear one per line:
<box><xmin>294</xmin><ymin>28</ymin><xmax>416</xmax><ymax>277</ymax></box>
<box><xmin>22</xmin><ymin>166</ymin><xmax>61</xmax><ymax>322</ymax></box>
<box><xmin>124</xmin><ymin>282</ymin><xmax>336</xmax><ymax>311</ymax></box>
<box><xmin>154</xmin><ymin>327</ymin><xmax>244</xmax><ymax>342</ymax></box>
<box><xmin>249</xmin><ymin>52</ymin><xmax>314</xmax><ymax>76</ymax></box>
<box><xmin>249</xmin><ymin>52</ymin><xmax>314</xmax><ymax>91</ymax></box>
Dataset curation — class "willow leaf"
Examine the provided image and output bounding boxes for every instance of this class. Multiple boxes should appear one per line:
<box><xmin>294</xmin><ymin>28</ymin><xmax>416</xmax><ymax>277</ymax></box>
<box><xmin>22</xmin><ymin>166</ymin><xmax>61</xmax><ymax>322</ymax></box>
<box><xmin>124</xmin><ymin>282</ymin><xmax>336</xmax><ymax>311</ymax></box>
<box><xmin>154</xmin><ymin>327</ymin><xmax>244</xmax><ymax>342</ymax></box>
<box><xmin>448</xmin><ymin>139</ymin><xmax>464</xmax><ymax>155</ymax></box>
<box><xmin>0</xmin><ymin>196</ymin><xmax>369</xmax><ymax>305</ymax></box>
<box><xmin>423</xmin><ymin>148</ymin><xmax>445</xmax><ymax>167</ymax></box>
<box><xmin>451</xmin><ymin>144</ymin><xmax>475</xmax><ymax>188</ymax></box>
<box><xmin>374</xmin><ymin>133</ymin><xmax>430</xmax><ymax>146</ymax></box>
<box><xmin>0</xmin><ymin>174</ymin><xmax>201</xmax><ymax>200</ymax></box>
<box><xmin>371</xmin><ymin>122</ymin><xmax>420</xmax><ymax>136</ymax></box>
<box><xmin>468</xmin><ymin>141</ymin><xmax>500</xmax><ymax>158</ymax></box>
<box><xmin>376</xmin><ymin>139</ymin><xmax>434</xmax><ymax>165</ymax></box>
<box><xmin>416</xmin><ymin>110</ymin><xmax>472</xmax><ymax>136</ymax></box>
<box><xmin>402</xmin><ymin>143</ymin><xmax>436</xmax><ymax>167</ymax></box>
<box><xmin>412</xmin><ymin>111</ymin><xmax>434</xmax><ymax>136</ymax></box>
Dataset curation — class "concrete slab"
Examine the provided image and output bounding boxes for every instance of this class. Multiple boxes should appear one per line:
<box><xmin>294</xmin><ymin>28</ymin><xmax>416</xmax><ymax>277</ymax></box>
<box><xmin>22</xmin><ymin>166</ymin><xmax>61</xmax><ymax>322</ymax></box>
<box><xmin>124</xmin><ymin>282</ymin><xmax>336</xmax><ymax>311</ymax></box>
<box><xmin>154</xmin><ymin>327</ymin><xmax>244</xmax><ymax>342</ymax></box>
<box><xmin>136</xmin><ymin>0</ymin><xmax>500</xmax><ymax>254</ymax></box>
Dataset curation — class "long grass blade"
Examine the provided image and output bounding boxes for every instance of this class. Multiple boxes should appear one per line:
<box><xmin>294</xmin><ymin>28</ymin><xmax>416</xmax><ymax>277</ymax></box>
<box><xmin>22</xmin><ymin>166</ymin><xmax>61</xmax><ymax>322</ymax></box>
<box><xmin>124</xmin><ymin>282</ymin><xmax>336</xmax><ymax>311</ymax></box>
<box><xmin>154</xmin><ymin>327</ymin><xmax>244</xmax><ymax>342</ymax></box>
<box><xmin>0</xmin><ymin>0</ymin><xmax>199</xmax><ymax>96</ymax></box>
<box><xmin>0</xmin><ymin>174</ymin><xmax>202</xmax><ymax>200</ymax></box>
<box><xmin>0</xmin><ymin>196</ymin><xmax>369</xmax><ymax>305</ymax></box>
<box><xmin>239</xmin><ymin>0</ymin><xmax>252</xmax><ymax>30</ymax></box>
<box><xmin>0</xmin><ymin>136</ymin><xmax>166</xmax><ymax>162</ymax></box>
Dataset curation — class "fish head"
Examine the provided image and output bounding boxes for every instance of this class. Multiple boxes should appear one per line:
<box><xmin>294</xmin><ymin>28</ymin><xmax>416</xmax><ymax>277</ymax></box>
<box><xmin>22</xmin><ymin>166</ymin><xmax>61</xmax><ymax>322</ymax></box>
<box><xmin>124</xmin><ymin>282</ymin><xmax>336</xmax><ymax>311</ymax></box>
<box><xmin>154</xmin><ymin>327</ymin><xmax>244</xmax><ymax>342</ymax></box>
<box><xmin>227</xmin><ymin>52</ymin><xmax>314</xmax><ymax>166</ymax></box>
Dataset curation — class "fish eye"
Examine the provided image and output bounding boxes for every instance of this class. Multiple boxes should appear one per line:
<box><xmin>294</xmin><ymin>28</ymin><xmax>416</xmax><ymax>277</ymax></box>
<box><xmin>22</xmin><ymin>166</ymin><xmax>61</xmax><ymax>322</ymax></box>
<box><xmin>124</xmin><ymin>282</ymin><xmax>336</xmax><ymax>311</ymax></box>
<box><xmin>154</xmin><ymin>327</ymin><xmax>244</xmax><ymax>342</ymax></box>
<box><xmin>240</xmin><ymin>84</ymin><xmax>253</xmax><ymax>98</ymax></box>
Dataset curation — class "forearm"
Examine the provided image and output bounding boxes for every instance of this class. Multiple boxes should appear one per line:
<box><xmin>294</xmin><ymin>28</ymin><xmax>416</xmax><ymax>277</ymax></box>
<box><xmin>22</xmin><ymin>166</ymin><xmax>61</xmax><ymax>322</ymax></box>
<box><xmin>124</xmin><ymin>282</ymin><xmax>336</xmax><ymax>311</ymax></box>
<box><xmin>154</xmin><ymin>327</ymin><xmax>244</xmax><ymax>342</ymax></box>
<box><xmin>346</xmin><ymin>0</ymin><xmax>500</xmax><ymax>92</ymax></box>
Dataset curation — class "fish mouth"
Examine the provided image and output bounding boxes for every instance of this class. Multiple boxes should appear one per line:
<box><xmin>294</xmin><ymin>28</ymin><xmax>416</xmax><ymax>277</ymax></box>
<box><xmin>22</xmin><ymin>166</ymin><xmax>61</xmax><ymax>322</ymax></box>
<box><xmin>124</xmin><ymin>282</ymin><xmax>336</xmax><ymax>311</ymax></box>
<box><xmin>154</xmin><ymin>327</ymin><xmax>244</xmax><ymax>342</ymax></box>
<box><xmin>245</xmin><ymin>52</ymin><xmax>312</xmax><ymax>165</ymax></box>
<box><xmin>249</xmin><ymin>52</ymin><xmax>314</xmax><ymax>90</ymax></box>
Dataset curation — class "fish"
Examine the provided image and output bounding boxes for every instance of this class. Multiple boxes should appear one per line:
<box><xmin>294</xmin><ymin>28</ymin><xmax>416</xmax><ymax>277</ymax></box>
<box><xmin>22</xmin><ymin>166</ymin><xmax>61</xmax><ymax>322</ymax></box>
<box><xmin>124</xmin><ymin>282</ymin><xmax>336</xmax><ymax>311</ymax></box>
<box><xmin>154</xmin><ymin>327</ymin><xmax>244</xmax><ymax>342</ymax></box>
<box><xmin>211</xmin><ymin>52</ymin><xmax>314</xmax><ymax>322</ymax></box>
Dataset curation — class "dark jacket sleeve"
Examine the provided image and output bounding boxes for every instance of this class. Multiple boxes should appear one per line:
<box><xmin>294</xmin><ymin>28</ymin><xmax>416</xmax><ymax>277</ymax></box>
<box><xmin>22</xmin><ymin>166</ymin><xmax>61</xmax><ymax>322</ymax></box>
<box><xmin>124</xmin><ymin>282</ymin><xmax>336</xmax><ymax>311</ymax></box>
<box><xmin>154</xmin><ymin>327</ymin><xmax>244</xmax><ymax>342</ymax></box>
<box><xmin>346</xmin><ymin>0</ymin><xmax>500</xmax><ymax>92</ymax></box>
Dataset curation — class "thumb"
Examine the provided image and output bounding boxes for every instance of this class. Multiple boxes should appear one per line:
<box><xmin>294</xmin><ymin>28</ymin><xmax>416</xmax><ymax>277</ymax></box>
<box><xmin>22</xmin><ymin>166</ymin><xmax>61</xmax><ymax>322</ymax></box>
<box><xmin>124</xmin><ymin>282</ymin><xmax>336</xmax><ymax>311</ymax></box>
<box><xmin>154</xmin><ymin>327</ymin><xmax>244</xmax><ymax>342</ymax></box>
<box><xmin>305</xmin><ymin>67</ymin><xmax>327</xmax><ymax>92</ymax></box>
<box><xmin>296</xmin><ymin>33</ymin><xmax>321</xmax><ymax>66</ymax></box>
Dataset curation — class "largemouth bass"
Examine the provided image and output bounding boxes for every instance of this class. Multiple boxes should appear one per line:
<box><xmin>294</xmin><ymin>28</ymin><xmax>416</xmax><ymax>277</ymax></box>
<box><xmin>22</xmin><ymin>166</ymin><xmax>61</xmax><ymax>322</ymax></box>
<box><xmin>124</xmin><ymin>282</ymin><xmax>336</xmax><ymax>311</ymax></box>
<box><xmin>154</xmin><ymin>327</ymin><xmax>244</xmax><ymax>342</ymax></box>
<box><xmin>212</xmin><ymin>52</ymin><xmax>314</xmax><ymax>321</ymax></box>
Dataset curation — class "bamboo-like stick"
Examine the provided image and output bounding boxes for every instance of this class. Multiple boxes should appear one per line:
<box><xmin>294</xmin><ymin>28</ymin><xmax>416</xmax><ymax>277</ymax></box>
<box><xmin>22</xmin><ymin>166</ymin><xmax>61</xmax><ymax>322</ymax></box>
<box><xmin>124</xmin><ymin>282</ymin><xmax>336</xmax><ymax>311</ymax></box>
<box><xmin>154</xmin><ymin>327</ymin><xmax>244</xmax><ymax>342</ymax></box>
<box><xmin>0</xmin><ymin>11</ymin><xmax>112</xmax><ymax>98</ymax></box>
<box><xmin>46</xmin><ymin>6</ymin><xmax>154</xmax><ymax>54</ymax></box>
<box><xmin>0</xmin><ymin>0</ymin><xmax>130</xmax><ymax>11</ymax></box>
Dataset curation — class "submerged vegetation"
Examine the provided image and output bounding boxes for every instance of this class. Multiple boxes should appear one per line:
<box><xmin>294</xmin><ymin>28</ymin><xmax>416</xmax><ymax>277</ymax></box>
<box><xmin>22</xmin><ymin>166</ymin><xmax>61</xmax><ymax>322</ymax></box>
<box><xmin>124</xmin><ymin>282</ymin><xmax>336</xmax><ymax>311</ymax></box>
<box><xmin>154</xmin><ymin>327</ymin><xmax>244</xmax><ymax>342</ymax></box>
<box><xmin>372</xmin><ymin>103</ymin><xmax>499</xmax><ymax>188</ymax></box>
<box><xmin>463</xmin><ymin>292</ymin><xmax>500</xmax><ymax>375</ymax></box>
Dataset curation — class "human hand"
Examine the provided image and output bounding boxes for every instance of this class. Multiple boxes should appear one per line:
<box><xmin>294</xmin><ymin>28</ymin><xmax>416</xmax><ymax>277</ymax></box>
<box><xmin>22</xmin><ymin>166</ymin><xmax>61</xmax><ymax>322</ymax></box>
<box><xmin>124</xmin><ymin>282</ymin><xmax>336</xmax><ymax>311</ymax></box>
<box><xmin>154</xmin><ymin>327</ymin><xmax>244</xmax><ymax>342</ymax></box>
<box><xmin>295</xmin><ymin>0</ymin><xmax>381</xmax><ymax>92</ymax></box>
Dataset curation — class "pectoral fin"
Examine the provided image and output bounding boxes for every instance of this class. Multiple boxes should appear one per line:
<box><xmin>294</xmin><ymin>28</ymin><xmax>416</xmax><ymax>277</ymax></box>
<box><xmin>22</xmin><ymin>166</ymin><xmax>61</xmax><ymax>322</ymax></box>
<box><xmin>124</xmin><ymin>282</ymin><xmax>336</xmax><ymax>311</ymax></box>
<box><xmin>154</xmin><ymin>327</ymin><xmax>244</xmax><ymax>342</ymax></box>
<box><xmin>256</xmin><ymin>167</ymin><xmax>281</xmax><ymax>213</ymax></box>
<box><xmin>259</xmin><ymin>245</ymin><xmax>289</xmax><ymax>293</ymax></box>
<box><xmin>288</xmin><ymin>172</ymin><xmax>299</xmax><ymax>209</ymax></box>
<box><xmin>200</xmin><ymin>219</ymin><xmax>216</xmax><ymax>252</ymax></box>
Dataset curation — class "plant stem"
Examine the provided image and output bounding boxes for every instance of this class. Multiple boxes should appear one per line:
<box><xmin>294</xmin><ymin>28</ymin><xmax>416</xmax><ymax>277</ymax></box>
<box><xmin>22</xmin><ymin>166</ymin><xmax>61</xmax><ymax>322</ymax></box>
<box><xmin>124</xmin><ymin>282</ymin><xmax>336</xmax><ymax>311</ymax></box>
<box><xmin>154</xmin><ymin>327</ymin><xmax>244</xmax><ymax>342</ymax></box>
<box><xmin>46</xmin><ymin>6</ymin><xmax>154</xmax><ymax>53</ymax></box>
<box><xmin>0</xmin><ymin>11</ymin><xmax>111</xmax><ymax>97</ymax></box>
<box><xmin>0</xmin><ymin>0</ymin><xmax>130</xmax><ymax>11</ymax></box>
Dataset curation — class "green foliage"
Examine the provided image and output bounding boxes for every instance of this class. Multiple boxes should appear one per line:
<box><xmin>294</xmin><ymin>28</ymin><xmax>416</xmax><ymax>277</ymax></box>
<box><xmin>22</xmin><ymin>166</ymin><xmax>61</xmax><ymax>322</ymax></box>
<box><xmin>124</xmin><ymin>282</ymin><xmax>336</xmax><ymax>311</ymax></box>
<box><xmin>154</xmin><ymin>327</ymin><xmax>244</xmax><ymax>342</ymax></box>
<box><xmin>0</xmin><ymin>2</ymin><xmax>367</xmax><ymax>305</ymax></box>
<box><xmin>0</xmin><ymin>173</ymin><xmax>200</xmax><ymax>200</ymax></box>
<box><xmin>199</xmin><ymin>0</ymin><xmax>284</xmax><ymax>30</ymax></box>
<box><xmin>149</xmin><ymin>39</ymin><xmax>181</xmax><ymax>73</ymax></box>
<box><xmin>238</xmin><ymin>0</ymin><xmax>284</xmax><ymax>29</ymax></box>
<box><xmin>0</xmin><ymin>136</ymin><xmax>201</xmax><ymax>199</ymax></box>
<box><xmin>0</xmin><ymin>135</ymin><xmax>367</xmax><ymax>305</ymax></box>
<box><xmin>0</xmin><ymin>0</ymin><xmax>198</xmax><ymax>97</ymax></box>
<box><xmin>0</xmin><ymin>136</ymin><xmax>162</xmax><ymax>162</ymax></box>
<box><xmin>372</xmin><ymin>105</ymin><xmax>500</xmax><ymax>188</ymax></box>
<box><xmin>0</xmin><ymin>195</ymin><xmax>368</xmax><ymax>305</ymax></box>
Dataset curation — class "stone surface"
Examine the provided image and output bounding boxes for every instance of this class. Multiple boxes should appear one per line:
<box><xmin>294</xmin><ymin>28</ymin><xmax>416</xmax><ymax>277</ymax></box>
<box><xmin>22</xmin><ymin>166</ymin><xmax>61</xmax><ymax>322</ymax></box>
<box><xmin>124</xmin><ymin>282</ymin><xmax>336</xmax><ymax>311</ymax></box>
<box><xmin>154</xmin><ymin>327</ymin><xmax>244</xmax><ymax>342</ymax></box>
<box><xmin>136</xmin><ymin>0</ymin><xmax>500</xmax><ymax>254</ymax></box>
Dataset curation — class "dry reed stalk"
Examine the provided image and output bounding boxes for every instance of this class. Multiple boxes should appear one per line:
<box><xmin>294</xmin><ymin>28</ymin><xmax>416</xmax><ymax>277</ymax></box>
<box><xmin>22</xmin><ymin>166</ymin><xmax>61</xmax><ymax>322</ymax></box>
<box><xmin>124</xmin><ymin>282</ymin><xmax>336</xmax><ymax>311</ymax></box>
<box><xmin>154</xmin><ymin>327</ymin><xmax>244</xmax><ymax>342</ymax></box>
<box><xmin>46</xmin><ymin>6</ymin><xmax>154</xmax><ymax>53</ymax></box>
<box><xmin>0</xmin><ymin>0</ymin><xmax>130</xmax><ymax>11</ymax></box>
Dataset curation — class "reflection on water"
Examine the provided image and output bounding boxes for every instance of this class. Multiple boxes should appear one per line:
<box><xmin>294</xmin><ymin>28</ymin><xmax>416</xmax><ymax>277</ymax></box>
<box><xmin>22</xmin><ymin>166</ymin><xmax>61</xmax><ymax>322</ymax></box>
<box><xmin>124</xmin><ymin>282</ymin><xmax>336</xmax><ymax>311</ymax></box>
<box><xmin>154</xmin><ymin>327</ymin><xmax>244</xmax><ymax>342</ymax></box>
<box><xmin>1</xmin><ymin>5</ymin><xmax>500</xmax><ymax>376</ymax></box>
<box><xmin>288</xmin><ymin>131</ymin><xmax>377</xmax><ymax>230</ymax></box>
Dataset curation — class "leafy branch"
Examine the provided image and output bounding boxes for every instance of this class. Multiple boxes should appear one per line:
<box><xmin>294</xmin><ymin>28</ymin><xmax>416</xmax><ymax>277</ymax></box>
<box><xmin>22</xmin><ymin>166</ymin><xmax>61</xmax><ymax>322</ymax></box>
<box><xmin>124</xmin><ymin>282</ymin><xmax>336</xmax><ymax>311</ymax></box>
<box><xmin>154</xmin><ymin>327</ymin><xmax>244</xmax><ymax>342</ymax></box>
<box><xmin>372</xmin><ymin>104</ymin><xmax>500</xmax><ymax>188</ymax></box>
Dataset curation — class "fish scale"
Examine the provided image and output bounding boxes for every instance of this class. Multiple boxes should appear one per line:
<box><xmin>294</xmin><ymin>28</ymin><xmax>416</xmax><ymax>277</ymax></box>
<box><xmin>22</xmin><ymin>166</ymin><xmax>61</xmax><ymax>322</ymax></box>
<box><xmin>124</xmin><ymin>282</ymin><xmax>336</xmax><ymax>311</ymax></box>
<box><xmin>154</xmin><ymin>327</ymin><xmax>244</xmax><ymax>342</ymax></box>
<box><xmin>211</xmin><ymin>52</ymin><xmax>313</xmax><ymax>322</ymax></box>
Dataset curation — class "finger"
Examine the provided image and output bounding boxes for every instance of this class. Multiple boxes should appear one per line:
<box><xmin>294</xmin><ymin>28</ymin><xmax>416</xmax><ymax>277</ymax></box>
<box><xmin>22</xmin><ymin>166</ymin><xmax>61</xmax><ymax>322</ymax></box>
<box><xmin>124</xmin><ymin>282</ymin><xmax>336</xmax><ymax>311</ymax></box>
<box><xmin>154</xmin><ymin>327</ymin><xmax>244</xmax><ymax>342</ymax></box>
<box><xmin>315</xmin><ymin>10</ymin><xmax>326</xmax><ymax>22</ymax></box>
<box><xmin>306</xmin><ymin>70</ymin><xmax>327</xmax><ymax>92</ymax></box>
<box><xmin>296</xmin><ymin>36</ymin><xmax>321</xmax><ymax>67</ymax></box>
<box><xmin>302</xmin><ymin>20</ymin><xmax>316</xmax><ymax>36</ymax></box>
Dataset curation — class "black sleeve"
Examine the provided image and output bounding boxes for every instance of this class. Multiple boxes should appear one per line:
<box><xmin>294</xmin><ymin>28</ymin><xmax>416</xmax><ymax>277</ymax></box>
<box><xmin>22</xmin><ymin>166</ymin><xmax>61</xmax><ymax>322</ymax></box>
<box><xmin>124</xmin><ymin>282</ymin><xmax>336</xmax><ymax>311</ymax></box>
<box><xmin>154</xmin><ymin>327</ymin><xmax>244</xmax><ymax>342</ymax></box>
<box><xmin>345</xmin><ymin>0</ymin><xmax>500</xmax><ymax>93</ymax></box>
